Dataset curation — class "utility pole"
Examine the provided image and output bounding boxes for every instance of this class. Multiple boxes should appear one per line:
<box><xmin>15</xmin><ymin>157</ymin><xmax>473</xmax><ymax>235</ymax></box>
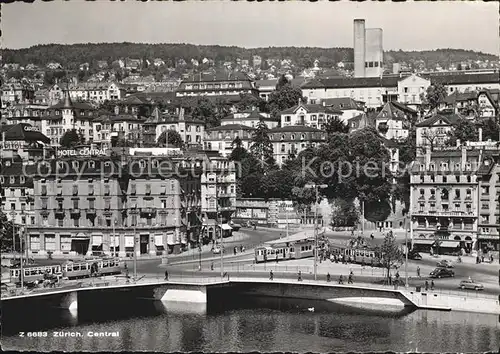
<box><xmin>305</xmin><ymin>183</ymin><xmax>327</xmax><ymax>281</ymax></box>
<box><xmin>405</xmin><ymin>215</ymin><xmax>408</xmax><ymax>288</ymax></box>
<box><xmin>361</xmin><ymin>200</ymin><xmax>365</xmax><ymax>235</ymax></box>
<box><xmin>285</xmin><ymin>202</ymin><xmax>289</xmax><ymax>238</ymax></box>
<box><xmin>112</xmin><ymin>218</ymin><xmax>116</xmax><ymax>258</ymax></box>
<box><xmin>133</xmin><ymin>223</ymin><xmax>137</xmax><ymax>281</ymax></box>
<box><xmin>218</xmin><ymin>186</ymin><xmax>224</xmax><ymax>279</ymax></box>
<box><xmin>19</xmin><ymin>225</ymin><xmax>24</xmax><ymax>291</ymax></box>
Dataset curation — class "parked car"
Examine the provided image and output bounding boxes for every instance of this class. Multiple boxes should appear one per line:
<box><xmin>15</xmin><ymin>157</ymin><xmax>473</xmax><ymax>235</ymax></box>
<box><xmin>430</xmin><ymin>267</ymin><xmax>455</xmax><ymax>278</ymax></box>
<box><xmin>231</xmin><ymin>223</ymin><xmax>242</xmax><ymax>232</ymax></box>
<box><xmin>436</xmin><ymin>260</ymin><xmax>454</xmax><ymax>268</ymax></box>
<box><xmin>459</xmin><ymin>279</ymin><xmax>484</xmax><ymax>290</ymax></box>
<box><xmin>408</xmin><ymin>251</ymin><xmax>422</xmax><ymax>260</ymax></box>
<box><xmin>212</xmin><ymin>246</ymin><xmax>225</xmax><ymax>254</ymax></box>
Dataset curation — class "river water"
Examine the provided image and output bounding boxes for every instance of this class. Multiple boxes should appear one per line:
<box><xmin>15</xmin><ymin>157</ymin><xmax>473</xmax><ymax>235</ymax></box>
<box><xmin>3</xmin><ymin>296</ymin><xmax>499</xmax><ymax>352</ymax></box>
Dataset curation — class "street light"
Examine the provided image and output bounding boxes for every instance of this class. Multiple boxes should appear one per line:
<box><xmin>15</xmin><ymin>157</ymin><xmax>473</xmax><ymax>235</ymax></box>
<box><xmin>405</xmin><ymin>215</ymin><xmax>409</xmax><ymax>288</ymax></box>
<box><xmin>304</xmin><ymin>183</ymin><xmax>327</xmax><ymax>281</ymax></box>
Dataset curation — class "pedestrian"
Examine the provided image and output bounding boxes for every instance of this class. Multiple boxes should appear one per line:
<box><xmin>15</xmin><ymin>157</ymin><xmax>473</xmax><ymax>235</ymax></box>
<box><xmin>417</xmin><ymin>266</ymin><xmax>421</xmax><ymax>278</ymax></box>
<box><xmin>234</xmin><ymin>247</ymin><xmax>237</xmax><ymax>255</ymax></box>
<box><xmin>240</xmin><ymin>244</ymin><xmax>243</xmax><ymax>253</ymax></box>
<box><xmin>164</xmin><ymin>269</ymin><xmax>169</xmax><ymax>281</ymax></box>
<box><xmin>348</xmin><ymin>271</ymin><xmax>353</xmax><ymax>284</ymax></box>
<box><xmin>370</xmin><ymin>233</ymin><xmax>374</xmax><ymax>240</ymax></box>
<box><xmin>269</xmin><ymin>270</ymin><xmax>274</xmax><ymax>281</ymax></box>
<box><xmin>327</xmin><ymin>273</ymin><xmax>331</xmax><ymax>282</ymax></box>
<box><xmin>211</xmin><ymin>262</ymin><xmax>214</xmax><ymax>271</ymax></box>
<box><xmin>425</xmin><ymin>280</ymin><xmax>429</xmax><ymax>291</ymax></box>
<box><xmin>338</xmin><ymin>275</ymin><xmax>344</xmax><ymax>284</ymax></box>
<box><xmin>481</xmin><ymin>255</ymin><xmax>484</xmax><ymax>263</ymax></box>
<box><xmin>490</xmin><ymin>254</ymin><xmax>494</xmax><ymax>263</ymax></box>
<box><xmin>430</xmin><ymin>280</ymin><xmax>434</xmax><ymax>290</ymax></box>
<box><xmin>298</xmin><ymin>271</ymin><xmax>302</xmax><ymax>282</ymax></box>
<box><xmin>276</xmin><ymin>254</ymin><xmax>279</xmax><ymax>263</ymax></box>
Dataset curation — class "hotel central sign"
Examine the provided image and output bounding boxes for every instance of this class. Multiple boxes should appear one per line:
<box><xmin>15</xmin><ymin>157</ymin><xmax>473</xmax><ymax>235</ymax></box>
<box><xmin>57</xmin><ymin>148</ymin><xmax>108</xmax><ymax>157</ymax></box>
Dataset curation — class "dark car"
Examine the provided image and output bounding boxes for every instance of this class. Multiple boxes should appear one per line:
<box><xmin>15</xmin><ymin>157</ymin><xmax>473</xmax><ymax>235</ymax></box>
<box><xmin>430</xmin><ymin>267</ymin><xmax>455</xmax><ymax>278</ymax></box>
<box><xmin>408</xmin><ymin>251</ymin><xmax>422</xmax><ymax>260</ymax></box>
<box><xmin>436</xmin><ymin>260</ymin><xmax>454</xmax><ymax>268</ymax></box>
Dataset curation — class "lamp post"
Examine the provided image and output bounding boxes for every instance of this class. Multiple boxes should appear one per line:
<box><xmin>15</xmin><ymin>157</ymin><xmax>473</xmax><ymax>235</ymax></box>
<box><xmin>305</xmin><ymin>183</ymin><xmax>327</xmax><ymax>281</ymax></box>
<box><xmin>112</xmin><ymin>218</ymin><xmax>116</xmax><ymax>258</ymax></box>
<box><xmin>19</xmin><ymin>224</ymin><xmax>24</xmax><ymax>291</ymax></box>
<box><xmin>405</xmin><ymin>215</ymin><xmax>409</xmax><ymax>288</ymax></box>
<box><xmin>133</xmin><ymin>222</ymin><xmax>137</xmax><ymax>281</ymax></box>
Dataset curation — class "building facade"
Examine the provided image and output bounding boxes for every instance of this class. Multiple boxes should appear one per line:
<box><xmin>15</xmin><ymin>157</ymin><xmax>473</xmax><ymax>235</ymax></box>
<box><xmin>269</xmin><ymin>126</ymin><xmax>327</xmax><ymax>166</ymax></box>
<box><xmin>410</xmin><ymin>147</ymin><xmax>481</xmax><ymax>255</ymax></box>
<box><xmin>204</xmin><ymin>124</ymin><xmax>255</xmax><ymax>156</ymax></box>
<box><xmin>280</xmin><ymin>102</ymin><xmax>342</xmax><ymax>129</ymax></box>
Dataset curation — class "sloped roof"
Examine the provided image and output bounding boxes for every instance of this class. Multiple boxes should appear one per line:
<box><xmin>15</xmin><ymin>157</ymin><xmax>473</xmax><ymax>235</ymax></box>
<box><xmin>48</xmin><ymin>99</ymin><xmax>94</xmax><ymax>111</ymax></box>
<box><xmin>280</xmin><ymin>103</ymin><xmax>342</xmax><ymax>115</ymax></box>
<box><xmin>0</xmin><ymin>123</ymin><xmax>50</xmax><ymax>143</ymax></box>
<box><xmin>206</xmin><ymin>124</ymin><xmax>255</xmax><ymax>132</ymax></box>
<box><xmin>376</xmin><ymin>102</ymin><xmax>416</xmax><ymax>122</ymax></box>
<box><xmin>302</xmin><ymin>76</ymin><xmax>400</xmax><ymax>89</ymax></box>
<box><xmin>321</xmin><ymin>97</ymin><xmax>365</xmax><ymax>111</ymax></box>
<box><xmin>183</xmin><ymin>70</ymin><xmax>251</xmax><ymax>82</ymax></box>
<box><xmin>415</xmin><ymin>113</ymin><xmax>463</xmax><ymax>127</ymax></box>
<box><xmin>269</xmin><ymin>125</ymin><xmax>323</xmax><ymax>133</ymax></box>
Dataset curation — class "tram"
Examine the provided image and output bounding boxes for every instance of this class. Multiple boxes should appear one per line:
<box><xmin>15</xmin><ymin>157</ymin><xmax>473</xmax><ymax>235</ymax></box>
<box><xmin>7</xmin><ymin>258</ymin><xmax>122</xmax><ymax>284</ymax></box>
<box><xmin>328</xmin><ymin>244</ymin><xmax>382</xmax><ymax>267</ymax></box>
<box><xmin>62</xmin><ymin>257</ymin><xmax>121</xmax><ymax>279</ymax></box>
<box><xmin>9</xmin><ymin>264</ymin><xmax>63</xmax><ymax>285</ymax></box>
<box><xmin>255</xmin><ymin>238</ymin><xmax>315</xmax><ymax>263</ymax></box>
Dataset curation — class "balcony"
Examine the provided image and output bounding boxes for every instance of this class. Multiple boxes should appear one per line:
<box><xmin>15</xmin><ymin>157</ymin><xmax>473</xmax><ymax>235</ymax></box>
<box><xmin>140</xmin><ymin>208</ymin><xmax>157</xmax><ymax>218</ymax></box>
<box><xmin>70</xmin><ymin>208</ymin><xmax>81</xmax><ymax>217</ymax></box>
<box><xmin>54</xmin><ymin>209</ymin><xmax>65</xmax><ymax>218</ymax></box>
<box><xmin>86</xmin><ymin>208</ymin><xmax>97</xmax><ymax>216</ymax></box>
<box><xmin>412</xmin><ymin>210</ymin><xmax>476</xmax><ymax>217</ymax></box>
<box><xmin>219</xmin><ymin>205</ymin><xmax>236</xmax><ymax>212</ymax></box>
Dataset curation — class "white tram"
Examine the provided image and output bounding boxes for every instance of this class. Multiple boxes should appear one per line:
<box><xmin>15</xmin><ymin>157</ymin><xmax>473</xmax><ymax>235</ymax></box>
<box><xmin>254</xmin><ymin>239</ymin><xmax>315</xmax><ymax>263</ymax></box>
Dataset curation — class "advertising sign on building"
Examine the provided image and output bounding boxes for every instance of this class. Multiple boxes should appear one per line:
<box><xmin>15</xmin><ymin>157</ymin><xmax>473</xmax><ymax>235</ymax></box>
<box><xmin>57</xmin><ymin>147</ymin><xmax>108</xmax><ymax>157</ymax></box>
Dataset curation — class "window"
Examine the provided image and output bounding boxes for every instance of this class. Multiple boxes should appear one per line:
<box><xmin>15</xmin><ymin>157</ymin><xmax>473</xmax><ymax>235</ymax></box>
<box><xmin>481</xmin><ymin>203</ymin><xmax>489</xmax><ymax>209</ymax></box>
<box><xmin>58</xmin><ymin>219</ymin><xmax>64</xmax><ymax>227</ymax></box>
<box><xmin>41</xmin><ymin>185</ymin><xmax>47</xmax><ymax>196</ymax></box>
<box><xmin>481</xmin><ymin>215</ymin><xmax>489</xmax><ymax>223</ymax></box>
<box><xmin>89</xmin><ymin>199</ymin><xmax>95</xmax><ymax>209</ymax></box>
<box><xmin>131</xmin><ymin>214</ymin><xmax>137</xmax><ymax>226</ymax></box>
<box><xmin>482</xmin><ymin>186</ymin><xmax>489</xmax><ymax>195</ymax></box>
<box><xmin>88</xmin><ymin>184</ymin><xmax>94</xmax><ymax>196</ymax></box>
<box><xmin>73</xmin><ymin>218</ymin><xmax>79</xmax><ymax>227</ymax></box>
<box><xmin>419</xmin><ymin>203</ymin><xmax>424</xmax><ymax>212</ymax></box>
<box><xmin>145</xmin><ymin>184</ymin><xmax>151</xmax><ymax>195</ymax></box>
<box><xmin>105</xmin><ymin>199</ymin><xmax>110</xmax><ymax>210</ymax></box>
<box><xmin>443</xmin><ymin>176</ymin><xmax>447</xmax><ymax>183</ymax></box>
<box><xmin>455</xmin><ymin>189</ymin><xmax>460</xmax><ymax>199</ymax></box>
<box><xmin>131</xmin><ymin>183</ymin><xmax>136</xmax><ymax>195</ymax></box>
<box><xmin>73</xmin><ymin>200</ymin><xmax>78</xmax><ymax>210</ymax></box>
<box><xmin>72</xmin><ymin>185</ymin><xmax>78</xmax><ymax>196</ymax></box>
<box><xmin>466</xmin><ymin>204</ymin><xmax>472</xmax><ymax>212</ymax></box>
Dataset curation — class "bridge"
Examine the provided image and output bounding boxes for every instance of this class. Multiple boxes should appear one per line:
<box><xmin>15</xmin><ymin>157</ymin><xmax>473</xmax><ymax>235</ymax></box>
<box><xmin>2</xmin><ymin>276</ymin><xmax>499</xmax><ymax>315</ymax></box>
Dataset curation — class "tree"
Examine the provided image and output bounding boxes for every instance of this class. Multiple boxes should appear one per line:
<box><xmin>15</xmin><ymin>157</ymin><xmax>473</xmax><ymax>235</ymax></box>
<box><xmin>250</xmin><ymin>121</ymin><xmax>275</xmax><ymax>169</ymax></box>
<box><xmin>330</xmin><ymin>198</ymin><xmax>359</xmax><ymax>227</ymax></box>
<box><xmin>60</xmin><ymin>129</ymin><xmax>84</xmax><ymax>148</ymax></box>
<box><xmin>446</xmin><ymin>118</ymin><xmax>478</xmax><ymax>146</ymax></box>
<box><xmin>377</xmin><ymin>231</ymin><xmax>404</xmax><ymax>284</ymax></box>
<box><xmin>229</xmin><ymin>136</ymin><xmax>248</xmax><ymax>162</ymax></box>
<box><xmin>420</xmin><ymin>83</ymin><xmax>447</xmax><ymax>111</ymax></box>
<box><xmin>157</xmin><ymin>129</ymin><xmax>184</xmax><ymax>148</ymax></box>
<box><xmin>324</xmin><ymin>116</ymin><xmax>349</xmax><ymax>135</ymax></box>
<box><xmin>267</xmin><ymin>84</ymin><xmax>304</xmax><ymax>119</ymax></box>
<box><xmin>276</xmin><ymin>74</ymin><xmax>289</xmax><ymax>90</ymax></box>
<box><xmin>235</xmin><ymin>93</ymin><xmax>267</xmax><ymax>112</ymax></box>
<box><xmin>364</xmin><ymin>200</ymin><xmax>392</xmax><ymax>224</ymax></box>
<box><xmin>481</xmin><ymin>118</ymin><xmax>499</xmax><ymax>141</ymax></box>
<box><xmin>0</xmin><ymin>211</ymin><xmax>19</xmax><ymax>252</ymax></box>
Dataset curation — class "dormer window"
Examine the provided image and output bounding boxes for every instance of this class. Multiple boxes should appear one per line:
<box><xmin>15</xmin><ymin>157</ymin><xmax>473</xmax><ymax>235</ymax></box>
<box><xmin>281</xmin><ymin>135</ymin><xmax>285</xmax><ymax>141</ymax></box>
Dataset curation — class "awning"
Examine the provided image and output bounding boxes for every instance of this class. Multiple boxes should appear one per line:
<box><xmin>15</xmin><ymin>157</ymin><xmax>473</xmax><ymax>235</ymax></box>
<box><xmin>412</xmin><ymin>239</ymin><xmax>435</xmax><ymax>245</ymax></box>
<box><xmin>167</xmin><ymin>231</ymin><xmax>175</xmax><ymax>245</ymax></box>
<box><xmin>124</xmin><ymin>236</ymin><xmax>134</xmax><ymax>247</ymax></box>
<box><xmin>155</xmin><ymin>235</ymin><xmax>164</xmax><ymax>246</ymax></box>
<box><xmin>438</xmin><ymin>240</ymin><xmax>461</xmax><ymax>248</ymax></box>
<box><xmin>92</xmin><ymin>236</ymin><xmax>103</xmax><ymax>246</ymax></box>
<box><xmin>220</xmin><ymin>224</ymin><xmax>233</xmax><ymax>231</ymax></box>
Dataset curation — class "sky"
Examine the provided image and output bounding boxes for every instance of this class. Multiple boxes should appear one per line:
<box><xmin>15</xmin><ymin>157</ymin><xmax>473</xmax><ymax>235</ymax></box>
<box><xmin>2</xmin><ymin>1</ymin><xmax>499</xmax><ymax>55</ymax></box>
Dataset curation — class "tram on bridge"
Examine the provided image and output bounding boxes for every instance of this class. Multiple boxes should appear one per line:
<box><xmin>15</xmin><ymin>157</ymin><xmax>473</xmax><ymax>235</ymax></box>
<box><xmin>5</xmin><ymin>257</ymin><xmax>122</xmax><ymax>285</ymax></box>
<box><xmin>254</xmin><ymin>234</ymin><xmax>315</xmax><ymax>263</ymax></box>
